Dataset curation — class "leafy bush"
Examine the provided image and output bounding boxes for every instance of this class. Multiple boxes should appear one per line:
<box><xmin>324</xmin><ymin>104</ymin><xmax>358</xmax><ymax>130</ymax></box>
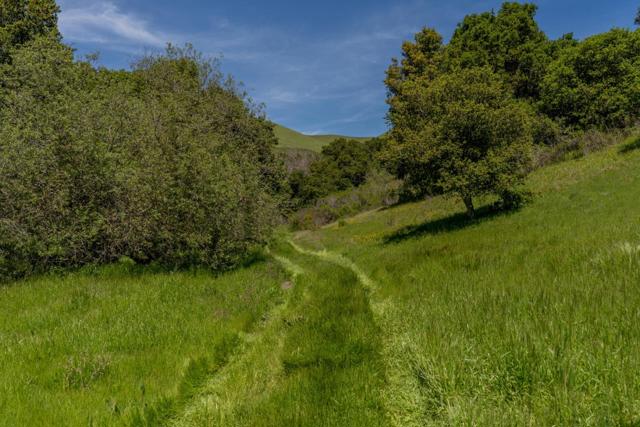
<box><xmin>288</xmin><ymin>137</ymin><xmax>383</xmax><ymax>207</ymax></box>
<box><xmin>540</xmin><ymin>29</ymin><xmax>640</xmax><ymax>129</ymax></box>
<box><xmin>0</xmin><ymin>37</ymin><xmax>286</xmax><ymax>281</ymax></box>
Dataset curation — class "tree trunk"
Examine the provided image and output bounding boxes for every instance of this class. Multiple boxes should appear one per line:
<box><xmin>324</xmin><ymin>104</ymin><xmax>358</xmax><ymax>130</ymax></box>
<box><xmin>462</xmin><ymin>195</ymin><xmax>475</xmax><ymax>219</ymax></box>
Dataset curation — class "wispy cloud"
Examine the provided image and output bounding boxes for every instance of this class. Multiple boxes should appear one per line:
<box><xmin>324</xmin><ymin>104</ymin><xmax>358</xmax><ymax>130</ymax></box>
<box><xmin>59</xmin><ymin>2</ymin><xmax>167</xmax><ymax>48</ymax></box>
<box><xmin>56</xmin><ymin>0</ymin><xmax>457</xmax><ymax>135</ymax></box>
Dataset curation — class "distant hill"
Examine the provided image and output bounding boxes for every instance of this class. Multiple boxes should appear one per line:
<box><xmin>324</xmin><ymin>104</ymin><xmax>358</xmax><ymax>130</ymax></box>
<box><xmin>274</xmin><ymin>124</ymin><xmax>372</xmax><ymax>153</ymax></box>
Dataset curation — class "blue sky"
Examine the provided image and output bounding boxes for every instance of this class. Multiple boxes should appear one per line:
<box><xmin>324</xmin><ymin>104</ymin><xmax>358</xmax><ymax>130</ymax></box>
<box><xmin>57</xmin><ymin>0</ymin><xmax>637</xmax><ymax>136</ymax></box>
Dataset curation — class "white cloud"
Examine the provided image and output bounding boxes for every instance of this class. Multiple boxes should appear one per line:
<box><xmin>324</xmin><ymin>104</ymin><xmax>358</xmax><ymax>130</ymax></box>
<box><xmin>59</xmin><ymin>2</ymin><xmax>167</xmax><ymax>47</ymax></box>
<box><xmin>55</xmin><ymin>0</ymin><xmax>438</xmax><ymax>134</ymax></box>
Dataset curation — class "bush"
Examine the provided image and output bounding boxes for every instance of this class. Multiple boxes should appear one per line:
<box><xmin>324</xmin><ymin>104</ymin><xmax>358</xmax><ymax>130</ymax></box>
<box><xmin>288</xmin><ymin>137</ymin><xmax>384</xmax><ymax>208</ymax></box>
<box><xmin>290</xmin><ymin>171</ymin><xmax>400</xmax><ymax>230</ymax></box>
<box><xmin>540</xmin><ymin>29</ymin><xmax>640</xmax><ymax>129</ymax></box>
<box><xmin>0</xmin><ymin>38</ymin><xmax>286</xmax><ymax>281</ymax></box>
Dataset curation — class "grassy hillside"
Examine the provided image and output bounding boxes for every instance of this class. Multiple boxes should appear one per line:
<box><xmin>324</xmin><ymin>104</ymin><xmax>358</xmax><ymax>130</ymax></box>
<box><xmin>290</xmin><ymin>136</ymin><xmax>640</xmax><ymax>425</ymax></box>
<box><xmin>274</xmin><ymin>124</ymin><xmax>371</xmax><ymax>152</ymax></box>
<box><xmin>182</xmin><ymin>135</ymin><xmax>640</xmax><ymax>425</ymax></box>
<box><xmin>1</xmin><ymin>136</ymin><xmax>640</xmax><ymax>426</ymax></box>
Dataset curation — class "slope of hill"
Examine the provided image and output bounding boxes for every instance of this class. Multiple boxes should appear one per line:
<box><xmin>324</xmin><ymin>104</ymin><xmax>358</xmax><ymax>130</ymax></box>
<box><xmin>274</xmin><ymin>124</ymin><xmax>372</xmax><ymax>152</ymax></box>
<box><xmin>179</xmin><ymin>136</ymin><xmax>640</xmax><ymax>425</ymax></box>
<box><xmin>2</xmin><ymin>136</ymin><xmax>640</xmax><ymax>426</ymax></box>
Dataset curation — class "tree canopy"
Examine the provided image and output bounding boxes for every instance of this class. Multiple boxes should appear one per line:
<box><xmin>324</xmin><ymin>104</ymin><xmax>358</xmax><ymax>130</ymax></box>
<box><xmin>384</xmin><ymin>67</ymin><xmax>533</xmax><ymax>216</ymax></box>
<box><xmin>0</xmin><ymin>0</ymin><xmax>59</xmax><ymax>63</ymax></box>
<box><xmin>446</xmin><ymin>2</ymin><xmax>550</xmax><ymax>99</ymax></box>
<box><xmin>540</xmin><ymin>29</ymin><xmax>640</xmax><ymax>129</ymax></box>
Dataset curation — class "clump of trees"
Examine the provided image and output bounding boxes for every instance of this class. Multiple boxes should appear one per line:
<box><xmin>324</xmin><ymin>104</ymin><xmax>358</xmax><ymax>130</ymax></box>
<box><xmin>289</xmin><ymin>137</ymin><xmax>384</xmax><ymax>207</ymax></box>
<box><xmin>0</xmin><ymin>1</ymin><xmax>286</xmax><ymax>281</ymax></box>
<box><xmin>540</xmin><ymin>29</ymin><xmax>640</xmax><ymax>129</ymax></box>
<box><xmin>384</xmin><ymin>2</ymin><xmax>640</xmax><ymax>214</ymax></box>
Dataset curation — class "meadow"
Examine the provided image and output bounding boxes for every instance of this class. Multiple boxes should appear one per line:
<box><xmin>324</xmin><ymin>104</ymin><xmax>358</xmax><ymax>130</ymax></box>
<box><xmin>2</xmin><ymin>135</ymin><xmax>639</xmax><ymax>426</ymax></box>
<box><xmin>294</xmin><ymin>136</ymin><xmax>640</xmax><ymax>426</ymax></box>
<box><xmin>274</xmin><ymin>124</ymin><xmax>371</xmax><ymax>152</ymax></box>
<box><xmin>0</xmin><ymin>261</ymin><xmax>287</xmax><ymax>426</ymax></box>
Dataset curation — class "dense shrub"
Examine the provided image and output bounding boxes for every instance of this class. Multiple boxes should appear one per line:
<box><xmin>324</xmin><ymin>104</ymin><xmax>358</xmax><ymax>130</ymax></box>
<box><xmin>540</xmin><ymin>29</ymin><xmax>640</xmax><ymax>130</ymax></box>
<box><xmin>0</xmin><ymin>37</ymin><xmax>286</xmax><ymax>281</ymax></box>
<box><xmin>289</xmin><ymin>137</ymin><xmax>383</xmax><ymax>207</ymax></box>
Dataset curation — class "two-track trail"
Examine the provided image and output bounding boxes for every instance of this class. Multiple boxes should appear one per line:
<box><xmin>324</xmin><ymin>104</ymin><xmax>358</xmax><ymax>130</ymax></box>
<box><xmin>175</xmin><ymin>238</ymin><xmax>433</xmax><ymax>426</ymax></box>
<box><xmin>174</xmin><ymin>239</ymin><xmax>389</xmax><ymax>426</ymax></box>
<box><xmin>284</xmin><ymin>240</ymin><xmax>435</xmax><ymax>427</ymax></box>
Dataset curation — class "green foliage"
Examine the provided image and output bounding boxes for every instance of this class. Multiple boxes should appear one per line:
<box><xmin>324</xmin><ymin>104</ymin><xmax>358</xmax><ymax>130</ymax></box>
<box><xmin>540</xmin><ymin>28</ymin><xmax>640</xmax><ymax>129</ymax></box>
<box><xmin>320</xmin><ymin>138</ymin><xmax>371</xmax><ymax>187</ymax></box>
<box><xmin>385</xmin><ymin>66</ymin><xmax>534</xmax><ymax>216</ymax></box>
<box><xmin>0</xmin><ymin>37</ymin><xmax>286</xmax><ymax>281</ymax></box>
<box><xmin>386</xmin><ymin>3</ymin><xmax>551</xmax><ymax>102</ymax></box>
<box><xmin>445</xmin><ymin>2</ymin><xmax>551</xmax><ymax>99</ymax></box>
<box><xmin>289</xmin><ymin>137</ymin><xmax>383</xmax><ymax>207</ymax></box>
<box><xmin>385</xmin><ymin>28</ymin><xmax>444</xmax><ymax>97</ymax></box>
<box><xmin>0</xmin><ymin>0</ymin><xmax>60</xmax><ymax>63</ymax></box>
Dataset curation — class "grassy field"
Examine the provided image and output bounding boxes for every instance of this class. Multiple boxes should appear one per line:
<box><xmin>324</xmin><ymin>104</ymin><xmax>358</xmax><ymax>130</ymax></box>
<box><xmin>0</xmin><ymin>261</ymin><xmax>287</xmax><ymax>426</ymax></box>
<box><xmin>177</xmin><ymin>241</ymin><xmax>387</xmax><ymax>426</ymax></box>
<box><xmin>274</xmin><ymin>124</ymin><xmax>371</xmax><ymax>152</ymax></box>
<box><xmin>293</xmin><ymin>136</ymin><xmax>640</xmax><ymax>425</ymax></box>
<box><xmin>2</xmin><ymin>137</ymin><xmax>640</xmax><ymax>426</ymax></box>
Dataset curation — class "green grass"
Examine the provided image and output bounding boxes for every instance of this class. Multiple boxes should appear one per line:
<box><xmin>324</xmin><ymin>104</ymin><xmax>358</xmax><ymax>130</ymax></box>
<box><xmin>3</xmin><ymin>137</ymin><xmax>640</xmax><ymax>426</ymax></box>
<box><xmin>174</xmin><ymin>240</ymin><xmax>387</xmax><ymax>426</ymax></box>
<box><xmin>0</xmin><ymin>261</ymin><xmax>287</xmax><ymax>426</ymax></box>
<box><xmin>274</xmin><ymin>124</ymin><xmax>371</xmax><ymax>152</ymax></box>
<box><xmin>293</xmin><ymin>137</ymin><xmax>640</xmax><ymax>425</ymax></box>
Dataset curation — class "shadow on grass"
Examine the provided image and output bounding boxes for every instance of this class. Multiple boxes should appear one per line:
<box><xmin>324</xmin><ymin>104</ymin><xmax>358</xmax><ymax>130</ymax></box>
<box><xmin>0</xmin><ymin>249</ymin><xmax>270</xmax><ymax>288</ymax></box>
<box><xmin>619</xmin><ymin>136</ymin><xmax>640</xmax><ymax>154</ymax></box>
<box><xmin>384</xmin><ymin>204</ymin><xmax>514</xmax><ymax>244</ymax></box>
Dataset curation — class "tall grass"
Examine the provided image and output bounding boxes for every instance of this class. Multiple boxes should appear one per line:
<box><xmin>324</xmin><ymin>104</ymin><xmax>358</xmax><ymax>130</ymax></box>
<box><xmin>295</xmin><ymin>139</ymin><xmax>640</xmax><ymax>425</ymax></box>
<box><xmin>176</xmin><ymin>240</ymin><xmax>387</xmax><ymax>426</ymax></box>
<box><xmin>0</xmin><ymin>261</ymin><xmax>286</xmax><ymax>426</ymax></box>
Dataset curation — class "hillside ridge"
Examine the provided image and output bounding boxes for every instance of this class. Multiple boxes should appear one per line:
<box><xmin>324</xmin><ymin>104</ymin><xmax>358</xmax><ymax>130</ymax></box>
<box><xmin>274</xmin><ymin>124</ymin><xmax>372</xmax><ymax>152</ymax></box>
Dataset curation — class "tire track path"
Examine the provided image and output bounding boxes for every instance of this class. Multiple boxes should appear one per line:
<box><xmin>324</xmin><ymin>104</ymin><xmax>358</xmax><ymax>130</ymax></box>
<box><xmin>287</xmin><ymin>239</ymin><xmax>433</xmax><ymax>427</ymax></box>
